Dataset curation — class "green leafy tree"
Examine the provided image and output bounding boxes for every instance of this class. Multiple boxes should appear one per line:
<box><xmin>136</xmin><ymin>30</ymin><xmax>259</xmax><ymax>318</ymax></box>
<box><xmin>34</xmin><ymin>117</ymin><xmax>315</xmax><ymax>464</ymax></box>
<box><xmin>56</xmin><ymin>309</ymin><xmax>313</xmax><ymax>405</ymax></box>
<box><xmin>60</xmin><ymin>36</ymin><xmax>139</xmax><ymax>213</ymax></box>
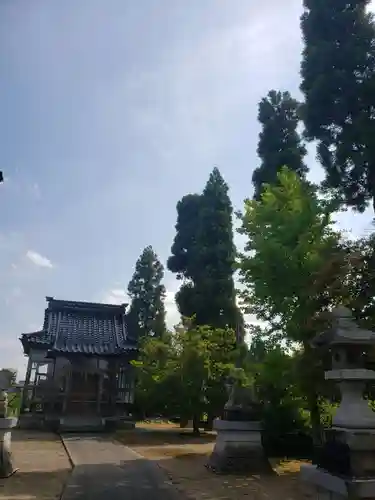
<box><xmin>127</xmin><ymin>246</ymin><xmax>166</xmax><ymax>338</ymax></box>
<box><xmin>256</xmin><ymin>348</ymin><xmax>307</xmax><ymax>441</ymax></box>
<box><xmin>168</xmin><ymin>168</ymin><xmax>240</xmax><ymax>331</ymax></box>
<box><xmin>300</xmin><ymin>0</ymin><xmax>375</xmax><ymax>212</ymax></box>
<box><xmin>344</xmin><ymin>233</ymin><xmax>375</xmax><ymax>329</ymax></box>
<box><xmin>132</xmin><ymin>334</ymin><xmax>178</xmax><ymax>418</ymax></box>
<box><xmin>201</xmin><ymin>324</ymin><xmax>241</xmax><ymax>427</ymax></box>
<box><xmin>243</xmin><ymin>327</ymin><xmax>309</xmax><ymax>443</ymax></box>
<box><xmin>238</xmin><ymin>167</ymin><xmax>350</xmax><ymax>444</ymax></box>
<box><xmin>252</xmin><ymin>90</ymin><xmax>308</xmax><ymax>200</ymax></box>
<box><xmin>133</xmin><ymin>324</ymin><xmax>239</xmax><ymax>433</ymax></box>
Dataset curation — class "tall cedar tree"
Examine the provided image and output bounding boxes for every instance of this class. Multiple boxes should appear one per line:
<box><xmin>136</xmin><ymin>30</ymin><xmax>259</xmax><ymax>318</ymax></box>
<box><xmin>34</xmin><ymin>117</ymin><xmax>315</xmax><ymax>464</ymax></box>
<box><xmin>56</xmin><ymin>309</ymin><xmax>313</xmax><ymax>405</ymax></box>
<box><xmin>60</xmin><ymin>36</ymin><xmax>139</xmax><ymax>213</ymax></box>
<box><xmin>167</xmin><ymin>194</ymin><xmax>202</xmax><ymax>319</ymax></box>
<box><xmin>168</xmin><ymin>168</ymin><xmax>241</xmax><ymax>331</ymax></box>
<box><xmin>300</xmin><ymin>0</ymin><xmax>375</xmax><ymax>212</ymax></box>
<box><xmin>197</xmin><ymin>168</ymin><xmax>238</xmax><ymax>329</ymax></box>
<box><xmin>127</xmin><ymin>246</ymin><xmax>166</xmax><ymax>338</ymax></box>
<box><xmin>252</xmin><ymin>90</ymin><xmax>308</xmax><ymax>200</ymax></box>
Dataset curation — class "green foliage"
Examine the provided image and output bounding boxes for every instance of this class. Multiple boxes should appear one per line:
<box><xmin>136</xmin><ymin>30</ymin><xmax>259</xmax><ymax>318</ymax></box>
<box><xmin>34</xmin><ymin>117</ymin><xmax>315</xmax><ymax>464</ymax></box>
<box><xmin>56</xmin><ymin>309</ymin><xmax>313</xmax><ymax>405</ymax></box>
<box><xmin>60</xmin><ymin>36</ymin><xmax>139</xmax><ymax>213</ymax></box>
<box><xmin>168</xmin><ymin>168</ymin><xmax>240</xmax><ymax>330</ymax></box>
<box><xmin>238</xmin><ymin>167</ymin><xmax>352</xmax><ymax>443</ymax></box>
<box><xmin>7</xmin><ymin>393</ymin><xmax>21</xmax><ymax>417</ymax></box>
<box><xmin>252</xmin><ymin>90</ymin><xmax>308</xmax><ymax>200</ymax></box>
<box><xmin>239</xmin><ymin>167</ymin><xmax>349</xmax><ymax>341</ymax></box>
<box><xmin>167</xmin><ymin>194</ymin><xmax>203</xmax><ymax>282</ymax></box>
<box><xmin>300</xmin><ymin>0</ymin><xmax>375</xmax><ymax>212</ymax></box>
<box><xmin>132</xmin><ymin>334</ymin><xmax>177</xmax><ymax>416</ymax></box>
<box><xmin>196</xmin><ymin>168</ymin><xmax>239</xmax><ymax>329</ymax></box>
<box><xmin>245</xmin><ymin>331</ymin><xmax>308</xmax><ymax>435</ymax></box>
<box><xmin>344</xmin><ymin>233</ymin><xmax>375</xmax><ymax>329</ymax></box>
<box><xmin>319</xmin><ymin>399</ymin><xmax>338</xmax><ymax>429</ymax></box>
<box><xmin>132</xmin><ymin>324</ymin><xmax>239</xmax><ymax>424</ymax></box>
<box><xmin>127</xmin><ymin>246</ymin><xmax>166</xmax><ymax>338</ymax></box>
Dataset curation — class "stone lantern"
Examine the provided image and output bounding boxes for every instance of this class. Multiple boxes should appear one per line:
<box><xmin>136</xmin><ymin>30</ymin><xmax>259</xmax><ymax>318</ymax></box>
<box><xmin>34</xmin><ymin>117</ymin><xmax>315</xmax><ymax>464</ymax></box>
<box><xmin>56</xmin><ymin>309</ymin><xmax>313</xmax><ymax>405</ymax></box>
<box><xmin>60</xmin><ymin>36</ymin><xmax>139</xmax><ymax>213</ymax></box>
<box><xmin>0</xmin><ymin>373</ymin><xmax>18</xmax><ymax>478</ymax></box>
<box><xmin>207</xmin><ymin>374</ymin><xmax>271</xmax><ymax>474</ymax></box>
<box><xmin>301</xmin><ymin>306</ymin><xmax>375</xmax><ymax>499</ymax></box>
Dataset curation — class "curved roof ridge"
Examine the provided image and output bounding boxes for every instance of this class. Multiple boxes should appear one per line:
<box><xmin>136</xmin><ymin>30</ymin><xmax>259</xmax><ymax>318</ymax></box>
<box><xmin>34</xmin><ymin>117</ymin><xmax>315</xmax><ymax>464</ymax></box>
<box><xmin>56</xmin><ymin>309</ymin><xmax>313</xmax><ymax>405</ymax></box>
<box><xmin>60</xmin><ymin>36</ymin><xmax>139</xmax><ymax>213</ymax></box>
<box><xmin>46</xmin><ymin>297</ymin><xmax>128</xmax><ymax>312</ymax></box>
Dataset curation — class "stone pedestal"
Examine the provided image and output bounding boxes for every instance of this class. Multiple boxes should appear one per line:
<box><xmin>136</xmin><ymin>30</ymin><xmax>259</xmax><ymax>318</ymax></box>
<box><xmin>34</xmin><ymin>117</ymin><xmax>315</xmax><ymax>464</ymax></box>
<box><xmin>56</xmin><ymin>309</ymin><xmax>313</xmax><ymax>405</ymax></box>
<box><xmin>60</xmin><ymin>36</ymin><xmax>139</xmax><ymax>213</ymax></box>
<box><xmin>0</xmin><ymin>417</ymin><xmax>18</xmax><ymax>478</ymax></box>
<box><xmin>301</xmin><ymin>463</ymin><xmax>375</xmax><ymax>499</ymax></box>
<box><xmin>207</xmin><ymin>419</ymin><xmax>271</xmax><ymax>474</ymax></box>
<box><xmin>302</xmin><ymin>427</ymin><xmax>375</xmax><ymax>499</ymax></box>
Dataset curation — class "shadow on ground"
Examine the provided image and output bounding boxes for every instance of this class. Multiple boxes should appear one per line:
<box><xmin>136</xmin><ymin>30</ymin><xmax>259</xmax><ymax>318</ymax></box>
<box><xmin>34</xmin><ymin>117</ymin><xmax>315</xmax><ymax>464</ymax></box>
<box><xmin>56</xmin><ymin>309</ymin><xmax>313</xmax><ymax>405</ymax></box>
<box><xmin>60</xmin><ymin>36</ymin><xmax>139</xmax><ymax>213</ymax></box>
<box><xmin>114</xmin><ymin>428</ymin><xmax>313</xmax><ymax>500</ymax></box>
<box><xmin>0</xmin><ymin>433</ymin><xmax>313</xmax><ymax>500</ymax></box>
<box><xmin>0</xmin><ymin>469</ymin><xmax>71</xmax><ymax>500</ymax></box>
<box><xmin>62</xmin><ymin>459</ymin><xmax>184</xmax><ymax>500</ymax></box>
<box><xmin>12</xmin><ymin>431</ymin><xmax>59</xmax><ymax>442</ymax></box>
<box><xmin>118</xmin><ymin>426</ymin><xmax>217</xmax><ymax>446</ymax></box>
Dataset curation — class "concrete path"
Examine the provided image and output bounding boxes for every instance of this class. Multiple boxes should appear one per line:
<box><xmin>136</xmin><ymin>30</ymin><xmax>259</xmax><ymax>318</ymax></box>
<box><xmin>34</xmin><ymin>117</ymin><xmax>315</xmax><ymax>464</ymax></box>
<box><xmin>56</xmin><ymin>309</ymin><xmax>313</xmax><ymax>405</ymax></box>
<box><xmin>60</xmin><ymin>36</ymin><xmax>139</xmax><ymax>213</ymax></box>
<box><xmin>61</xmin><ymin>434</ymin><xmax>182</xmax><ymax>500</ymax></box>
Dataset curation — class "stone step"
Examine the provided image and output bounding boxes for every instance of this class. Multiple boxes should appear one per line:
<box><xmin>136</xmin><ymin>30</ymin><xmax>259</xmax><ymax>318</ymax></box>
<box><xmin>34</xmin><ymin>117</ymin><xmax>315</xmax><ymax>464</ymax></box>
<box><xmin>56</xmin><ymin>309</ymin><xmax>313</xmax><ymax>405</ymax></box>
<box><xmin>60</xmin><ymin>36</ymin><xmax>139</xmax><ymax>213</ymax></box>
<box><xmin>59</xmin><ymin>416</ymin><xmax>105</xmax><ymax>432</ymax></box>
<box><xmin>18</xmin><ymin>414</ymin><xmax>44</xmax><ymax>430</ymax></box>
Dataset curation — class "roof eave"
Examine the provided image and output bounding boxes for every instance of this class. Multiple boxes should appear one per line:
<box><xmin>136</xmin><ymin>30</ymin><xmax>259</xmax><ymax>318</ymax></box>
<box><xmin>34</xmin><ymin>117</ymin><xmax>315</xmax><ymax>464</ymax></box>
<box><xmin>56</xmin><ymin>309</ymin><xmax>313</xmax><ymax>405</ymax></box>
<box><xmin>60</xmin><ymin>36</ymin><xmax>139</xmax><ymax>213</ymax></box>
<box><xmin>20</xmin><ymin>332</ymin><xmax>53</xmax><ymax>355</ymax></box>
<box><xmin>46</xmin><ymin>346</ymin><xmax>138</xmax><ymax>358</ymax></box>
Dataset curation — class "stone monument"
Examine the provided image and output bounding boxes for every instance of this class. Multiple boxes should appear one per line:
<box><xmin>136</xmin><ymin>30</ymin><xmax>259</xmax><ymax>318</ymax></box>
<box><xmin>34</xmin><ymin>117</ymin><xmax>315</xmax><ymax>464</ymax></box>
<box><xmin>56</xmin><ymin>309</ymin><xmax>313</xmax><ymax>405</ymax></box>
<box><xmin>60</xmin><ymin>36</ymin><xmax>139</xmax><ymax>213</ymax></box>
<box><xmin>0</xmin><ymin>372</ymin><xmax>18</xmax><ymax>478</ymax></box>
<box><xmin>207</xmin><ymin>374</ymin><xmax>271</xmax><ymax>474</ymax></box>
<box><xmin>301</xmin><ymin>306</ymin><xmax>375</xmax><ymax>499</ymax></box>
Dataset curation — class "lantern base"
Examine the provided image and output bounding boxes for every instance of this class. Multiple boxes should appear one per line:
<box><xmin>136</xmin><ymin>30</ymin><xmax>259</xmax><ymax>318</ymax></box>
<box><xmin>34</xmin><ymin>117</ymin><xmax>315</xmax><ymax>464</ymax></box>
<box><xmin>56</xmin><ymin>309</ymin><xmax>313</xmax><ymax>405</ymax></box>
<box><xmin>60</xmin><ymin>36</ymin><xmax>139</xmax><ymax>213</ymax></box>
<box><xmin>207</xmin><ymin>419</ymin><xmax>272</xmax><ymax>474</ymax></box>
<box><xmin>301</xmin><ymin>463</ymin><xmax>375</xmax><ymax>499</ymax></box>
<box><xmin>0</xmin><ymin>418</ymin><xmax>18</xmax><ymax>479</ymax></box>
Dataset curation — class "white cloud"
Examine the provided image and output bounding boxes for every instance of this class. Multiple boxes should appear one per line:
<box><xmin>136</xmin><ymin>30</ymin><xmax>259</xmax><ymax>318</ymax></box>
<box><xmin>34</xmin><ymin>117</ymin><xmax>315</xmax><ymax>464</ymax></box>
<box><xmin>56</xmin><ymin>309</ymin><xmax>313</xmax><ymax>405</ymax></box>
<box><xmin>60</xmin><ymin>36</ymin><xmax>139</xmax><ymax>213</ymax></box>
<box><xmin>101</xmin><ymin>284</ymin><xmax>181</xmax><ymax>328</ymax></box>
<box><xmin>26</xmin><ymin>250</ymin><xmax>53</xmax><ymax>268</ymax></box>
<box><xmin>102</xmin><ymin>288</ymin><xmax>128</xmax><ymax>305</ymax></box>
<box><xmin>165</xmin><ymin>288</ymin><xmax>180</xmax><ymax>329</ymax></box>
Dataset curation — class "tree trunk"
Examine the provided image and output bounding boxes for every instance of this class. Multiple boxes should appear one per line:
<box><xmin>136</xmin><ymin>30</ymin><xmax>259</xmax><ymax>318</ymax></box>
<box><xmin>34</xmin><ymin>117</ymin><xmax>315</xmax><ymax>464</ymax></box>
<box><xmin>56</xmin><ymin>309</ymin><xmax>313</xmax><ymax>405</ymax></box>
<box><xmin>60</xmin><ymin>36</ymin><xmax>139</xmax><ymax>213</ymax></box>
<box><xmin>192</xmin><ymin>415</ymin><xmax>200</xmax><ymax>435</ymax></box>
<box><xmin>180</xmin><ymin>417</ymin><xmax>188</xmax><ymax>428</ymax></box>
<box><xmin>308</xmin><ymin>388</ymin><xmax>323</xmax><ymax>448</ymax></box>
<box><xmin>205</xmin><ymin>413</ymin><xmax>215</xmax><ymax>431</ymax></box>
<box><xmin>303</xmin><ymin>341</ymin><xmax>324</xmax><ymax>448</ymax></box>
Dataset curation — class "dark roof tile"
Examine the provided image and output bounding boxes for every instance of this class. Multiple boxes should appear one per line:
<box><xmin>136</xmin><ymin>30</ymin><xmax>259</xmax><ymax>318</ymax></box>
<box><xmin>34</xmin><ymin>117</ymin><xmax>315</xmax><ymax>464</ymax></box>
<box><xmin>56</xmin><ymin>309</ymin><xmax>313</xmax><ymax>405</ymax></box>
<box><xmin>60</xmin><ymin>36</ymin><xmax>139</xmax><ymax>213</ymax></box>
<box><xmin>20</xmin><ymin>298</ymin><xmax>137</xmax><ymax>356</ymax></box>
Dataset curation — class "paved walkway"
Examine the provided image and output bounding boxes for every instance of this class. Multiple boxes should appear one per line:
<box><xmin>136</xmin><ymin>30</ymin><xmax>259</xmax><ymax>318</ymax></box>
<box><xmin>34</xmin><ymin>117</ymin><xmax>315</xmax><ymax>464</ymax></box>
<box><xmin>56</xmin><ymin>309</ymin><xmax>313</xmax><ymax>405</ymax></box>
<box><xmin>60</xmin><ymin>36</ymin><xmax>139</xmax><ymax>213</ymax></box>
<box><xmin>61</xmin><ymin>434</ymin><xmax>183</xmax><ymax>500</ymax></box>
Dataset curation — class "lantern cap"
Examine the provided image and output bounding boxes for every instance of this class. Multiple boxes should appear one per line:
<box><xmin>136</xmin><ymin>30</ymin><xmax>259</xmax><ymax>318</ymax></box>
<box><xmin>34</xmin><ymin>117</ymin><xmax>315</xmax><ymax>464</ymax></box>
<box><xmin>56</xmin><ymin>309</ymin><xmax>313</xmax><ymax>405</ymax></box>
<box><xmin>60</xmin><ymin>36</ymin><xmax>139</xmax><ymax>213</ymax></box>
<box><xmin>311</xmin><ymin>306</ymin><xmax>375</xmax><ymax>348</ymax></box>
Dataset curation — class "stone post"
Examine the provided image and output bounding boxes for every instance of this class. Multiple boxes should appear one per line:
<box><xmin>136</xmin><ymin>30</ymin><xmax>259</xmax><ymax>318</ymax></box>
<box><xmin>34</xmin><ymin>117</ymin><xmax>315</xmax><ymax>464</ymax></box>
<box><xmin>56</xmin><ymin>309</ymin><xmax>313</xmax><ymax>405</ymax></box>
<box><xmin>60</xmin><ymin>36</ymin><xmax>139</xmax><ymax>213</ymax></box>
<box><xmin>21</xmin><ymin>357</ymin><xmax>32</xmax><ymax>412</ymax></box>
<box><xmin>301</xmin><ymin>306</ymin><xmax>375</xmax><ymax>499</ymax></box>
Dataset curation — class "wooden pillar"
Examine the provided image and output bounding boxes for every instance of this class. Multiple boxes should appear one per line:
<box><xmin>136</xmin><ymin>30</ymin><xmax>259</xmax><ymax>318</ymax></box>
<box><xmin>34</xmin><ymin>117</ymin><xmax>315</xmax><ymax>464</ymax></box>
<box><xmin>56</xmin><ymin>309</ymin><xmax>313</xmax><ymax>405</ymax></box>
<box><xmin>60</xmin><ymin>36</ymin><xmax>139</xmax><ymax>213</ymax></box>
<box><xmin>109</xmin><ymin>360</ymin><xmax>118</xmax><ymax>416</ymax></box>
<box><xmin>62</xmin><ymin>368</ymin><xmax>72</xmax><ymax>415</ymax></box>
<box><xmin>21</xmin><ymin>357</ymin><xmax>33</xmax><ymax>412</ymax></box>
<box><xmin>128</xmin><ymin>363</ymin><xmax>135</xmax><ymax>404</ymax></box>
<box><xmin>97</xmin><ymin>374</ymin><xmax>103</xmax><ymax>415</ymax></box>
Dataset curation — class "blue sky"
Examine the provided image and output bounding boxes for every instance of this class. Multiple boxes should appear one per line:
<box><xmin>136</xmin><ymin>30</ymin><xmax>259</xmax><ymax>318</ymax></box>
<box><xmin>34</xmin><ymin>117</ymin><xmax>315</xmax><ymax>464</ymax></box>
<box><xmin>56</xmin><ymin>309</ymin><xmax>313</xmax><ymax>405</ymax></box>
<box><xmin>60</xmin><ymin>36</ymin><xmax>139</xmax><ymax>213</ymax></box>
<box><xmin>1</xmin><ymin>0</ymin><xmax>374</xmax><ymax>377</ymax></box>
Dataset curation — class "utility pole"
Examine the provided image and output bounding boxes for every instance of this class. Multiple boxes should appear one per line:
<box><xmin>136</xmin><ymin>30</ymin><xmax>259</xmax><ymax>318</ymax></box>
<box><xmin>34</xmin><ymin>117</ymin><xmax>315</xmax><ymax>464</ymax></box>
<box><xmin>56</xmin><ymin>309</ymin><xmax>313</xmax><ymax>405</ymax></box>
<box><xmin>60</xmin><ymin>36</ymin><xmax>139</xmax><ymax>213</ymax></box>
<box><xmin>0</xmin><ymin>172</ymin><xmax>3</xmax><ymax>183</ymax></box>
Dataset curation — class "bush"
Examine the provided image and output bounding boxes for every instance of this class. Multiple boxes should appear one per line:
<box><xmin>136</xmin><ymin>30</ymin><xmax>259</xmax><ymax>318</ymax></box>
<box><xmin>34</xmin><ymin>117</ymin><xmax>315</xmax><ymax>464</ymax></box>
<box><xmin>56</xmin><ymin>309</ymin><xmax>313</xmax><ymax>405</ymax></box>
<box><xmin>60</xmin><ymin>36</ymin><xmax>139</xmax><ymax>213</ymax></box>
<box><xmin>261</xmin><ymin>400</ymin><xmax>313</xmax><ymax>458</ymax></box>
<box><xmin>7</xmin><ymin>392</ymin><xmax>20</xmax><ymax>417</ymax></box>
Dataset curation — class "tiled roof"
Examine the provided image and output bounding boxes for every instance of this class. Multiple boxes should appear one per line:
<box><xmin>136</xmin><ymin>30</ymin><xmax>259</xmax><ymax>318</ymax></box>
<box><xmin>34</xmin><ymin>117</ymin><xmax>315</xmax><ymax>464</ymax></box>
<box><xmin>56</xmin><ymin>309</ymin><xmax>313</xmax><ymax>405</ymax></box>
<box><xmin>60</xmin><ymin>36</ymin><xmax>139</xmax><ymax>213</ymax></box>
<box><xmin>21</xmin><ymin>297</ymin><xmax>137</xmax><ymax>356</ymax></box>
<box><xmin>21</xmin><ymin>330</ymin><xmax>52</xmax><ymax>346</ymax></box>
